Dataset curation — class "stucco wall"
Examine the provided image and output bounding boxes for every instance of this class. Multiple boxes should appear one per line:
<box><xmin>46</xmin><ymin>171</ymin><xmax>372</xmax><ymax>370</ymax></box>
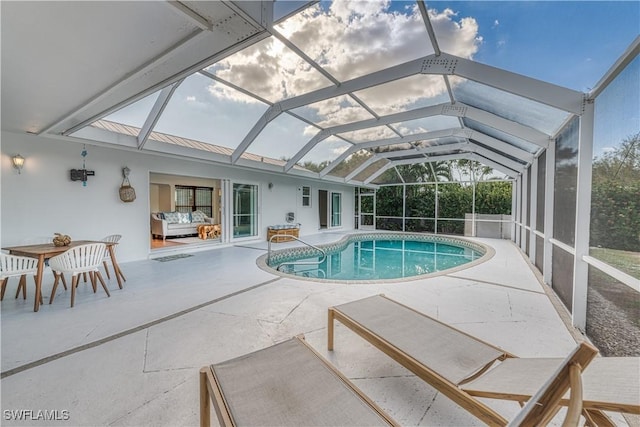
<box><xmin>1</xmin><ymin>131</ymin><xmax>355</xmax><ymax>263</ymax></box>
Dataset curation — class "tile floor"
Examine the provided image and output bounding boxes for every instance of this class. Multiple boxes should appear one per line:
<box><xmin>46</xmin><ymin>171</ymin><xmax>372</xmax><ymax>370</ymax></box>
<box><xmin>0</xmin><ymin>232</ymin><xmax>630</xmax><ymax>426</ymax></box>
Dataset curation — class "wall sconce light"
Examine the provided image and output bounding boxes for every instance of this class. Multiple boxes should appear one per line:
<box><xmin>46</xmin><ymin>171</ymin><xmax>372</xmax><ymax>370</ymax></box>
<box><xmin>12</xmin><ymin>154</ymin><xmax>25</xmax><ymax>174</ymax></box>
<box><xmin>268</xmin><ymin>182</ymin><xmax>274</xmax><ymax>190</ymax></box>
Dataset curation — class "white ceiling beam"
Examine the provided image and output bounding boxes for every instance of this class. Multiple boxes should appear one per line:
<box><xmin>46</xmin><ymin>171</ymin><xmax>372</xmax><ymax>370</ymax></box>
<box><xmin>464</xmin><ymin>130</ymin><xmax>534</xmax><ymax>164</ymax></box>
<box><xmin>46</xmin><ymin>2</ymin><xmax>270</xmax><ymax>136</ymax></box>
<box><xmin>381</xmin><ymin>141</ymin><xmax>469</xmax><ymax>158</ymax></box>
<box><xmin>319</xmin><ymin>125</ymin><xmax>531</xmax><ymax>177</ymax></box>
<box><xmin>344</xmin><ymin>156</ymin><xmax>380</xmax><ymax>181</ymax></box>
<box><xmin>286</xmin><ymin>99</ymin><xmax>545</xmax><ymax>171</ymax></box>
<box><xmin>589</xmin><ymin>36</ymin><xmax>640</xmax><ymax>99</ymax></box>
<box><xmin>137</xmin><ymin>80</ymin><xmax>183</xmax><ymax>149</ymax></box>
<box><xmin>468</xmin><ymin>145</ymin><xmax>525</xmax><ymax>172</ymax></box>
<box><xmin>225</xmin><ymin>0</ymin><xmax>272</xmax><ymax>29</ymax></box>
<box><xmin>438</xmin><ymin>53</ymin><xmax>585</xmax><ymax>115</ymax></box>
<box><xmin>70</xmin><ymin>126</ymin><xmax>140</xmax><ymax>149</ymax></box>
<box><xmin>285</xmin><ymin>104</ymin><xmax>450</xmax><ymax>170</ymax></box>
<box><xmin>417</xmin><ymin>1</ymin><xmax>440</xmax><ymax>56</ymax></box>
<box><xmin>279</xmin><ymin>55</ymin><xmax>429</xmax><ymax>111</ymax></box>
<box><xmin>467</xmin><ymin>153</ymin><xmax>520</xmax><ymax>178</ymax></box>
<box><xmin>363</xmin><ymin>162</ymin><xmax>394</xmax><ymax>184</ymax></box>
<box><xmin>320</xmin><ymin>147</ymin><xmax>358</xmax><ymax>177</ymax></box>
<box><xmin>233</xmin><ymin>55</ymin><xmax>431</xmax><ymax>163</ymax></box>
<box><xmin>460</xmin><ymin>104</ymin><xmax>550</xmax><ymax>145</ymax></box>
<box><xmin>362</xmin><ymin>149</ymin><xmax>522</xmax><ymax>185</ymax></box>
<box><xmin>231</xmin><ymin>104</ymin><xmax>283</xmax><ymax>163</ymax></box>
<box><xmin>167</xmin><ymin>2</ymin><xmax>212</xmax><ymax>30</ymax></box>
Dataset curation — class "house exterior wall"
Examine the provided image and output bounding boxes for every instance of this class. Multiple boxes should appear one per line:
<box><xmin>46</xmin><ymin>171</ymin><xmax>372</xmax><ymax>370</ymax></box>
<box><xmin>1</xmin><ymin>131</ymin><xmax>355</xmax><ymax>262</ymax></box>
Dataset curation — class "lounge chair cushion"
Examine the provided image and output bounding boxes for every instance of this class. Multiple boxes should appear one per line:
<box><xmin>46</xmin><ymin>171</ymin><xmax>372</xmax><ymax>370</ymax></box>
<box><xmin>211</xmin><ymin>338</ymin><xmax>393</xmax><ymax>426</ymax></box>
<box><xmin>334</xmin><ymin>295</ymin><xmax>505</xmax><ymax>385</ymax></box>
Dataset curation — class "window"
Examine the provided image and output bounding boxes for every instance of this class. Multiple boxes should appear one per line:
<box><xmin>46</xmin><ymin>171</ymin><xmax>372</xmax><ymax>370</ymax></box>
<box><xmin>175</xmin><ymin>186</ymin><xmax>213</xmax><ymax>217</ymax></box>
<box><xmin>302</xmin><ymin>186</ymin><xmax>311</xmax><ymax>207</ymax></box>
<box><xmin>331</xmin><ymin>192</ymin><xmax>342</xmax><ymax>227</ymax></box>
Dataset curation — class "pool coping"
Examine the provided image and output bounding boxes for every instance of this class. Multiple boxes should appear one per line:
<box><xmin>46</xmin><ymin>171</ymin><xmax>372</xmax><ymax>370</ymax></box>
<box><xmin>256</xmin><ymin>232</ymin><xmax>496</xmax><ymax>284</ymax></box>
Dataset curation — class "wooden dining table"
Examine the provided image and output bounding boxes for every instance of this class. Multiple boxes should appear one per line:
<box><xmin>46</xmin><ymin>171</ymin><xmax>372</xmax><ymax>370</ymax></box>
<box><xmin>2</xmin><ymin>240</ymin><xmax>125</xmax><ymax>312</ymax></box>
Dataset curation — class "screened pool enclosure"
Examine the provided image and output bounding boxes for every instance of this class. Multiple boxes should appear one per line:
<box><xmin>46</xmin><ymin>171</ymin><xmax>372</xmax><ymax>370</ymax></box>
<box><xmin>3</xmin><ymin>1</ymin><xmax>638</xmax><ymax>355</ymax></box>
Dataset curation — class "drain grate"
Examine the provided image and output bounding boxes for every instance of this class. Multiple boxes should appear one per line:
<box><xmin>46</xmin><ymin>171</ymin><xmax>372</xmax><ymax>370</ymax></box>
<box><xmin>153</xmin><ymin>253</ymin><xmax>193</xmax><ymax>262</ymax></box>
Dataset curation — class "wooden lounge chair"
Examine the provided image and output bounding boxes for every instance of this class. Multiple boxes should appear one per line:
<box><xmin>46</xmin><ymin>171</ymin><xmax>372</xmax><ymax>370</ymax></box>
<box><xmin>200</xmin><ymin>334</ymin><xmax>595</xmax><ymax>427</ymax></box>
<box><xmin>328</xmin><ymin>294</ymin><xmax>632</xmax><ymax>426</ymax></box>
<box><xmin>199</xmin><ymin>335</ymin><xmax>399</xmax><ymax>427</ymax></box>
<box><xmin>200</xmin><ymin>334</ymin><xmax>598</xmax><ymax>427</ymax></box>
<box><xmin>462</xmin><ymin>356</ymin><xmax>640</xmax><ymax>426</ymax></box>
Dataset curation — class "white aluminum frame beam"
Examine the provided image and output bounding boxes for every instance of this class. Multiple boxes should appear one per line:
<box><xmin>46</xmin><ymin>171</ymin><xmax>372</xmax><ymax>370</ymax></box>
<box><xmin>441</xmin><ymin>53</ymin><xmax>586</xmax><ymax>115</ymax></box>
<box><xmin>344</xmin><ymin>156</ymin><xmax>383</xmax><ymax>181</ymax></box>
<box><xmin>378</xmin><ymin>141</ymin><xmax>469</xmax><ymax>159</ymax></box>
<box><xmin>231</xmin><ymin>54</ymin><xmax>440</xmax><ymax>162</ymax></box>
<box><xmin>319</xmin><ymin>125</ymin><xmax>534</xmax><ymax>178</ymax></box>
<box><xmin>417</xmin><ymin>1</ymin><xmax>440</xmax><ymax>56</ymax></box>
<box><xmin>319</xmin><ymin>129</ymin><xmax>463</xmax><ymax>177</ymax></box>
<box><xmin>285</xmin><ymin>102</ymin><xmax>540</xmax><ymax>171</ymax></box>
<box><xmin>468</xmin><ymin>144</ymin><xmax>526</xmax><ymax>173</ymax></box>
<box><xmin>363</xmin><ymin>151</ymin><xmax>518</xmax><ymax>184</ymax></box>
<box><xmin>462</xmin><ymin>105</ymin><xmax>550</xmax><ymax>145</ymax></box>
<box><xmin>233</xmin><ymin>49</ymin><xmax>581</xmax><ymax>164</ymax></box>
<box><xmin>572</xmin><ymin>102</ymin><xmax>595</xmax><ymax>329</ymax></box>
<box><xmin>49</xmin><ymin>6</ymin><xmax>270</xmax><ymax>136</ymax></box>
<box><xmin>137</xmin><ymin>79</ymin><xmax>184</xmax><ymax>149</ymax></box>
<box><xmin>543</xmin><ymin>141</ymin><xmax>556</xmax><ymax>285</ymax></box>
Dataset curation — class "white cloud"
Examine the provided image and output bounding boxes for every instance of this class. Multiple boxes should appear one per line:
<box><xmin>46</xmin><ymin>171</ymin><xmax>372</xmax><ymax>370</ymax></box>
<box><xmin>186</xmin><ymin>96</ymin><xmax>196</xmax><ymax>102</ymax></box>
<box><xmin>492</xmin><ymin>19</ymin><xmax>500</xmax><ymax>28</ymax></box>
<box><xmin>207</xmin><ymin>2</ymin><xmax>481</xmax><ymax>136</ymax></box>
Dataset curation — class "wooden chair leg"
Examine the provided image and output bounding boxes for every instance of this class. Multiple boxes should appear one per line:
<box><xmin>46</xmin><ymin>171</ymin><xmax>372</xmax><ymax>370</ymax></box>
<box><xmin>82</xmin><ymin>272</ymin><xmax>88</xmax><ymax>283</ymax></box>
<box><xmin>95</xmin><ymin>272</ymin><xmax>110</xmax><ymax>297</ymax></box>
<box><xmin>89</xmin><ymin>271</ymin><xmax>97</xmax><ymax>293</ymax></box>
<box><xmin>103</xmin><ymin>260</ymin><xmax>111</xmax><ymax>280</ymax></box>
<box><xmin>50</xmin><ymin>274</ymin><xmax>60</xmax><ymax>304</ymax></box>
<box><xmin>70</xmin><ymin>276</ymin><xmax>78</xmax><ymax>308</ymax></box>
<box><xmin>1</xmin><ymin>278</ymin><xmax>7</xmax><ymax>301</ymax></box>
<box><xmin>60</xmin><ymin>273</ymin><xmax>68</xmax><ymax>290</ymax></box>
<box><xmin>16</xmin><ymin>275</ymin><xmax>27</xmax><ymax>299</ymax></box>
<box><xmin>35</xmin><ymin>276</ymin><xmax>43</xmax><ymax>305</ymax></box>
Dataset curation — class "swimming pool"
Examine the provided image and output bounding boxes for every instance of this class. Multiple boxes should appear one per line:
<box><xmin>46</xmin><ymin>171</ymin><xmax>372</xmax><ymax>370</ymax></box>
<box><xmin>259</xmin><ymin>233</ymin><xmax>492</xmax><ymax>283</ymax></box>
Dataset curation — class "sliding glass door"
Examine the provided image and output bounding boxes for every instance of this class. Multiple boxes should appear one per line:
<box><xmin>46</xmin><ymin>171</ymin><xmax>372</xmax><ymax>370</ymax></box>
<box><xmin>233</xmin><ymin>183</ymin><xmax>258</xmax><ymax>238</ymax></box>
<box><xmin>331</xmin><ymin>192</ymin><xmax>342</xmax><ymax>227</ymax></box>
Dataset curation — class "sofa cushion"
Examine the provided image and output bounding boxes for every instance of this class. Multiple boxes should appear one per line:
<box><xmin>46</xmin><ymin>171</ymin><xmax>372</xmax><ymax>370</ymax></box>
<box><xmin>167</xmin><ymin>223</ymin><xmax>197</xmax><ymax>231</ymax></box>
<box><xmin>163</xmin><ymin>212</ymin><xmax>190</xmax><ymax>224</ymax></box>
<box><xmin>191</xmin><ymin>210</ymin><xmax>206</xmax><ymax>223</ymax></box>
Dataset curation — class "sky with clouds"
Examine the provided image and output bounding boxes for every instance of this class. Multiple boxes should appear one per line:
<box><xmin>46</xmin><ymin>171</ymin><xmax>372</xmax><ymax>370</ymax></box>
<box><xmin>109</xmin><ymin>1</ymin><xmax>639</xmax><ymax>165</ymax></box>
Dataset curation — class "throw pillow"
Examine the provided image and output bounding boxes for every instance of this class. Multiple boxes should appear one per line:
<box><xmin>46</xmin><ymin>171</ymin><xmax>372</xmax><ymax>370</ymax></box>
<box><xmin>191</xmin><ymin>210</ymin><xmax>206</xmax><ymax>223</ymax></box>
<box><xmin>178</xmin><ymin>212</ymin><xmax>191</xmax><ymax>224</ymax></box>
<box><xmin>163</xmin><ymin>212</ymin><xmax>181</xmax><ymax>224</ymax></box>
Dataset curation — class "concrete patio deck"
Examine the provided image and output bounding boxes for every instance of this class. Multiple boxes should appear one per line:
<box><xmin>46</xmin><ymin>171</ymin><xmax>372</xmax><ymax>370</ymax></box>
<box><xmin>0</xmin><ymin>233</ymin><xmax>628</xmax><ymax>426</ymax></box>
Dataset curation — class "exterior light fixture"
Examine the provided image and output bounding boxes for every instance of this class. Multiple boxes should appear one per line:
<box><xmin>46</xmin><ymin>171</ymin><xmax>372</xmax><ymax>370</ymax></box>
<box><xmin>12</xmin><ymin>154</ymin><xmax>25</xmax><ymax>173</ymax></box>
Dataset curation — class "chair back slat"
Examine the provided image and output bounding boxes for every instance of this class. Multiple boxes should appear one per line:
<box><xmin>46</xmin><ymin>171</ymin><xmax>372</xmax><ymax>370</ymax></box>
<box><xmin>101</xmin><ymin>235</ymin><xmax>121</xmax><ymax>260</ymax></box>
<box><xmin>49</xmin><ymin>243</ymin><xmax>107</xmax><ymax>275</ymax></box>
<box><xmin>101</xmin><ymin>235</ymin><xmax>121</xmax><ymax>244</ymax></box>
<box><xmin>0</xmin><ymin>254</ymin><xmax>38</xmax><ymax>277</ymax></box>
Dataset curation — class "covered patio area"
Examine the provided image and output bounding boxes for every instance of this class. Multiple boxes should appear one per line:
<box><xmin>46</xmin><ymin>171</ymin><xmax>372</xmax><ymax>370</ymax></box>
<box><xmin>1</xmin><ymin>233</ymin><xmax>633</xmax><ymax>426</ymax></box>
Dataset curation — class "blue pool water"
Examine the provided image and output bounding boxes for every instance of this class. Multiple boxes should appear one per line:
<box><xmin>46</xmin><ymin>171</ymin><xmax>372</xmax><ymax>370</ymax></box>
<box><xmin>267</xmin><ymin>238</ymin><xmax>484</xmax><ymax>281</ymax></box>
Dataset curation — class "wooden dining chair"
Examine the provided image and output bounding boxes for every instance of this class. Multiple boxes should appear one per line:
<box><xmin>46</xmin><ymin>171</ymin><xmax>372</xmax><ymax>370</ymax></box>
<box><xmin>100</xmin><ymin>234</ymin><xmax>123</xmax><ymax>281</ymax></box>
<box><xmin>0</xmin><ymin>254</ymin><xmax>39</xmax><ymax>302</ymax></box>
<box><xmin>49</xmin><ymin>243</ymin><xmax>110</xmax><ymax>307</ymax></box>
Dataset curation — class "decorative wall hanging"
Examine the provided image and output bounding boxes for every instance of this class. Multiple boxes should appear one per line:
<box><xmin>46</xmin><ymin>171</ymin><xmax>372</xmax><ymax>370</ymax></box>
<box><xmin>70</xmin><ymin>144</ymin><xmax>95</xmax><ymax>185</ymax></box>
<box><xmin>119</xmin><ymin>166</ymin><xmax>136</xmax><ymax>202</ymax></box>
